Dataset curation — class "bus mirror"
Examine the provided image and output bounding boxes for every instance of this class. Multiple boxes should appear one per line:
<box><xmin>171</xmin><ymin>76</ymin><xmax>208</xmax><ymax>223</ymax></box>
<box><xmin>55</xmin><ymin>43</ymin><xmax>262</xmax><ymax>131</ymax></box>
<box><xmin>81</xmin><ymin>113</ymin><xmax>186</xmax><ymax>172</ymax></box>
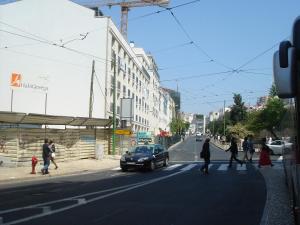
<box><xmin>273</xmin><ymin>49</ymin><xmax>296</xmax><ymax>98</ymax></box>
<box><xmin>279</xmin><ymin>41</ymin><xmax>292</xmax><ymax>68</ymax></box>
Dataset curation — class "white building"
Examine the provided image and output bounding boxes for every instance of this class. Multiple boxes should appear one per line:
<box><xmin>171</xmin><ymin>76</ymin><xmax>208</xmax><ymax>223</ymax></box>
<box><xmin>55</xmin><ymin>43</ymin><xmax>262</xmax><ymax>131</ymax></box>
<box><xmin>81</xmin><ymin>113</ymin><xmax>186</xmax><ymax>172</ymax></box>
<box><xmin>0</xmin><ymin>0</ymin><xmax>175</xmax><ymax>134</ymax></box>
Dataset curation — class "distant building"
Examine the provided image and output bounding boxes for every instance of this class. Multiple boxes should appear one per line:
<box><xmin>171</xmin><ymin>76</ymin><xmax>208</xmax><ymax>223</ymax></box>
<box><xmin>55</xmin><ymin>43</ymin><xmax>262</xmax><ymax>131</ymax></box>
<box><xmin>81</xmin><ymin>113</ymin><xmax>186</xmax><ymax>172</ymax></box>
<box><xmin>191</xmin><ymin>114</ymin><xmax>205</xmax><ymax>134</ymax></box>
<box><xmin>161</xmin><ymin>87</ymin><xmax>181</xmax><ymax>113</ymax></box>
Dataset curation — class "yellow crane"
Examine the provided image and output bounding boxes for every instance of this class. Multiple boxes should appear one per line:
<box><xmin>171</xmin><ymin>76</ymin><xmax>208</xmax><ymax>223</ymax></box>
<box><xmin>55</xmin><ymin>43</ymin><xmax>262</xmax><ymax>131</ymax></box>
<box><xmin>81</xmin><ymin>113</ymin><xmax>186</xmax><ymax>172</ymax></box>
<box><xmin>77</xmin><ymin>0</ymin><xmax>169</xmax><ymax>38</ymax></box>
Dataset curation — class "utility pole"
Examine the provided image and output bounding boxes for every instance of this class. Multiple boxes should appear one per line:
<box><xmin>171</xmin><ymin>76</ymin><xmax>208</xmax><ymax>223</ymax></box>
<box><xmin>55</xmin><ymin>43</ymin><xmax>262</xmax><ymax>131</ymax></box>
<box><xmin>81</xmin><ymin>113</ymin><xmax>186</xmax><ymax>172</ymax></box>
<box><xmin>223</xmin><ymin>100</ymin><xmax>226</xmax><ymax>137</ymax></box>
<box><xmin>10</xmin><ymin>90</ymin><xmax>14</xmax><ymax>112</ymax></box>
<box><xmin>89</xmin><ymin>60</ymin><xmax>95</xmax><ymax>118</ymax></box>
<box><xmin>112</xmin><ymin>56</ymin><xmax>117</xmax><ymax>155</ymax></box>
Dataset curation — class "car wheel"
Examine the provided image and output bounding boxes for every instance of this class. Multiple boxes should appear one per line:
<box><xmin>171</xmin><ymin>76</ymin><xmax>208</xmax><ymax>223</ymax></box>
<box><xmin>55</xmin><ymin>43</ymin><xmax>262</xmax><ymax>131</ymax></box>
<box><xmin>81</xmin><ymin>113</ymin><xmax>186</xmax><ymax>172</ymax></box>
<box><xmin>163</xmin><ymin>157</ymin><xmax>169</xmax><ymax>167</ymax></box>
<box><xmin>149</xmin><ymin>161</ymin><xmax>155</xmax><ymax>171</ymax></box>
<box><xmin>121</xmin><ymin>166</ymin><xmax>127</xmax><ymax>172</ymax></box>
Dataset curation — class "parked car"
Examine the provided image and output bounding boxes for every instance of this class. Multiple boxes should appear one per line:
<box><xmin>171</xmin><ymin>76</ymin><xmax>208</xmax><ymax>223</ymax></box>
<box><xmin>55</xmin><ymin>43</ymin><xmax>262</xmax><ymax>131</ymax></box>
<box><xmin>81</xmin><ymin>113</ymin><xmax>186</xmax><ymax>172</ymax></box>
<box><xmin>120</xmin><ymin>144</ymin><xmax>169</xmax><ymax>172</ymax></box>
<box><xmin>196</xmin><ymin>132</ymin><xmax>202</xmax><ymax>136</ymax></box>
<box><xmin>266</xmin><ymin>140</ymin><xmax>287</xmax><ymax>155</ymax></box>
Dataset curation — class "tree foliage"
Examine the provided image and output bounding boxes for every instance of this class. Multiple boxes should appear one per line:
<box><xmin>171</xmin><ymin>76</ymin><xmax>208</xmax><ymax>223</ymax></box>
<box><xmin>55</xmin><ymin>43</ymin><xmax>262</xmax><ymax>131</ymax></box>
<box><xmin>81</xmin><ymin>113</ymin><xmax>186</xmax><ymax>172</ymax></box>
<box><xmin>269</xmin><ymin>83</ymin><xmax>277</xmax><ymax>97</ymax></box>
<box><xmin>246</xmin><ymin>97</ymin><xmax>286</xmax><ymax>139</ymax></box>
<box><xmin>170</xmin><ymin>117</ymin><xmax>186</xmax><ymax>135</ymax></box>
<box><xmin>227</xmin><ymin>123</ymin><xmax>254</xmax><ymax>139</ymax></box>
<box><xmin>230</xmin><ymin>94</ymin><xmax>247</xmax><ymax>125</ymax></box>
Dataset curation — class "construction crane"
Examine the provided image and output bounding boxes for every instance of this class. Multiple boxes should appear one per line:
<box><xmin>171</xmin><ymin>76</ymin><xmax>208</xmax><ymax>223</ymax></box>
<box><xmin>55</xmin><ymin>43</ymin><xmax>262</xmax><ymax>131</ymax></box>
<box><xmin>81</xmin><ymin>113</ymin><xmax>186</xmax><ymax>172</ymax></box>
<box><xmin>73</xmin><ymin>0</ymin><xmax>169</xmax><ymax>38</ymax></box>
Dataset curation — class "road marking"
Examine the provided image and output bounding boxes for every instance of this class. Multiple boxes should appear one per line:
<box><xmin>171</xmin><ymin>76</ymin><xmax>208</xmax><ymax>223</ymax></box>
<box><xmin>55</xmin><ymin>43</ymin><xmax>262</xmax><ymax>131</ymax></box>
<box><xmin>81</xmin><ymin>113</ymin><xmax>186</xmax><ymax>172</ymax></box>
<box><xmin>164</xmin><ymin>164</ymin><xmax>182</xmax><ymax>171</ymax></box>
<box><xmin>0</xmin><ymin>170</ymin><xmax>186</xmax><ymax>225</ymax></box>
<box><xmin>112</xmin><ymin>167</ymin><xmax>121</xmax><ymax>171</ymax></box>
<box><xmin>217</xmin><ymin>164</ymin><xmax>229</xmax><ymax>171</ymax></box>
<box><xmin>180</xmin><ymin>164</ymin><xmax>197</xmax><ymax>171</ymax></box>
<box><xmin>236</xmin><ymin>164</ymin><xmax>247</xmax><ymax>171</ymax></box>
<box><xmin>272</xmin><ymin>164</ymin><xmax>283</xmax><ymax>170</ymax></box>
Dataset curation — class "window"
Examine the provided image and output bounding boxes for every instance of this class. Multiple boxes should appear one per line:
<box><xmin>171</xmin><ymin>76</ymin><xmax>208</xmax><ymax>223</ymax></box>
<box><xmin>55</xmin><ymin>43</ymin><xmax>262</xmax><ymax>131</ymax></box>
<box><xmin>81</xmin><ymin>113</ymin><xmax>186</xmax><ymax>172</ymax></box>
<box><xmin>123</xmin><ymin>85</ymin><xmax>126</xmax><ymax>97</ymax></box>
<box><xmin>128</xmin><ymin>89</ymin><xmax>131</xmax><ymax>98</ymax></box>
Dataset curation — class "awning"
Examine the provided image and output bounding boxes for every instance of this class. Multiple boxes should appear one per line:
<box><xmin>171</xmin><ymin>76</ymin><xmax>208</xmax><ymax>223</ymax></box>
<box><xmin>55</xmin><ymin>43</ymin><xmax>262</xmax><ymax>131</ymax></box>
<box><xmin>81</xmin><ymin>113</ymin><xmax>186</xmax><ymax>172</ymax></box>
<box><xmin>0</xmin><ymin>111</ymin><xmax>112</xmax><ymax>127</ymax></box>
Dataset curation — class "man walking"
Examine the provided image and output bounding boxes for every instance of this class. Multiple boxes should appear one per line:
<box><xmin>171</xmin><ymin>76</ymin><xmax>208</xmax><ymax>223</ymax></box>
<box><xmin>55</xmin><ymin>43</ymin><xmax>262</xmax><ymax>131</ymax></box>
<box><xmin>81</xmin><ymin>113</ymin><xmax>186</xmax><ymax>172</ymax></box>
<box><xmin>225</xmin><ymin>137</ymin><xmax>243</xmax><ymax>168</ymax></box>
<box><xmin>41</xmin><ymin>138</ymin><xmax>51</xmax><ymax>175</ymax></box>
<box><xmin>200</xmin><ymin>138</ymin><xmax>210</xmax><ymax>174</ymax></box>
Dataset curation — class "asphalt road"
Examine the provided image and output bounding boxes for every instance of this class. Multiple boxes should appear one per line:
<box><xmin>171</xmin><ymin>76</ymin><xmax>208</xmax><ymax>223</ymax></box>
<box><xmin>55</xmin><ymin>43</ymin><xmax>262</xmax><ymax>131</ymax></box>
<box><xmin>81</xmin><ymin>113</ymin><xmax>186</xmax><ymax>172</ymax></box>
<box><xmin>0</xmin><ymin>136</ymin><xmax>269</xmax><ymax>225</ymax></box>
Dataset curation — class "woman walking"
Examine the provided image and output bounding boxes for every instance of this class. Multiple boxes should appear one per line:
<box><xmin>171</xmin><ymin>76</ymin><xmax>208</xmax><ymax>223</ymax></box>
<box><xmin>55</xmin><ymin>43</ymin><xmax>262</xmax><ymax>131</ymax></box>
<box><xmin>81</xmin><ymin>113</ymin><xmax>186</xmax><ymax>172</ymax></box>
<box><xmin>49</xmin><ymin>140</ymin><xmax>58</xmax><ymax>169</ymax></box>
<box><xmin>258</xmin><ymin>138</ymin><xmax>274</xmax><ymax>168</ymax></box>
<box><xmin>225</xmin><ymin>137</ymin><xmax>243</xmax><ymax>168</ymax></box>
<box><xmin>242</xmin><ymin>137</ymin><xmax>249</xmax><ymax>162</ymax></box>
<box><xmin>200</xmin><ymin>138</ymin><xmax>210</xmax><ymax>174</ymax></box>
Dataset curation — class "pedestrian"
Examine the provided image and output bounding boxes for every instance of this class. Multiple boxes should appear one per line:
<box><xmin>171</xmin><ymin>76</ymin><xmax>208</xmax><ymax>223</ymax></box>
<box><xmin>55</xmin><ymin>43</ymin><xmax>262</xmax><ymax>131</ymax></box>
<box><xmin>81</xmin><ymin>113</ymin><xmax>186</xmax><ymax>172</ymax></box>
<box><xmin>248</xmin><ymin>136</ymin><xmax>255</xmax><ymax>163</ymax></box>
<box><xmin>200</xmin><ymin>138</ymin><xmax>210</xmax><ymax>174</ymax></box>
<box><xmin>49</xmin><ymin>140</ymin><xmax>58</xmax><ymax>169</ymax></box>
<box><xmin>41</xmin><ymin>138</ymin><xmax>51</xmax><ymax>175</ymax></box>
<box><xmin>225</xmin><ymin>137</ymin><xmax>243</xmax><ymax>168</ymax></box>
<box><xmin>258</xmin><ymin>138</ymin><xmax>274</xmax><ymax>168</ymax></box>
<box><xmin>242</xmin><ymin>137</ymin><xmax>249</xmax><ymax>162</ymax></box>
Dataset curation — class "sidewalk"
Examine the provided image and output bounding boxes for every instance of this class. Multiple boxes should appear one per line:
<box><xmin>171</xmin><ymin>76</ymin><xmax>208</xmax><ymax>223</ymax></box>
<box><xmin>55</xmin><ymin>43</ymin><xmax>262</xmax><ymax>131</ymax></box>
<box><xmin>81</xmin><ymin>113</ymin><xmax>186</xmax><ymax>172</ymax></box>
<box><xmin>0</xmin><ymin>156</ymin><xmax>120</xmax><ymax>184</ymax></box>
<box><xmin>211</xmin><ymin>140</ymin><xmax>295</xmax><ymax>225</ymax></box>
<box><xmin>0</xmin><ymin>142</ymin><xmax>181</xmax><ymax>184</ymax></box>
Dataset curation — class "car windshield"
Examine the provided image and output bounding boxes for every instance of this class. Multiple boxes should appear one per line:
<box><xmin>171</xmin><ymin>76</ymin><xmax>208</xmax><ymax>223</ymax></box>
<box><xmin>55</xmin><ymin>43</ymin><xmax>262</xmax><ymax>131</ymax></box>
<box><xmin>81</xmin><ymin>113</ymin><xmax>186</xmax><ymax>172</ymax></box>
<box><xmin>130</xmin><ymin>146</ymin><xmax>154</xmax><ymax>154</ymax></box>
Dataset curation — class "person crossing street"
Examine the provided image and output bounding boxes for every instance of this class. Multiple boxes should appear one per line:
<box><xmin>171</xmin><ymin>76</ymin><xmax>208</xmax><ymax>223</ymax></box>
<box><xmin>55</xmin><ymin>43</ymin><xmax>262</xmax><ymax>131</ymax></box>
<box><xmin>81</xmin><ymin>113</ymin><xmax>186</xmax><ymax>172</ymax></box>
<box><xmin>225</xmin><ymin>137</ymin><xmax>243</xmax><ymax>168</ymax></box>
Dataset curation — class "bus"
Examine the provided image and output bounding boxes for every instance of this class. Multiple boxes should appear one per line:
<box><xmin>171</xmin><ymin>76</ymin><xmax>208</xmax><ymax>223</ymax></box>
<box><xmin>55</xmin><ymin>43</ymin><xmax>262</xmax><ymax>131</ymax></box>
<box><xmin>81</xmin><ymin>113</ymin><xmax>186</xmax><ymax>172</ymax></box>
<box><xmin>273</xmin><ymin>16</ymin><xmax>300</xmax><ymax>225</ymax></box>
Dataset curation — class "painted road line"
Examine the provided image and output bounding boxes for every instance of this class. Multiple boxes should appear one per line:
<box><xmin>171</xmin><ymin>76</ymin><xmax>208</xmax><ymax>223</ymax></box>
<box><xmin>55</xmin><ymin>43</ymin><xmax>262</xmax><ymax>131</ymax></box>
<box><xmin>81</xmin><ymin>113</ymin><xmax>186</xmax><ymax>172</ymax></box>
<box><xmin>217</xmin><ymin>164</ymin><xmax>229</xmax><ymax>171</ymax></box>
<box><xmin>273</xmin><ymin>164</ymin><xmax>283</xmax><ymax>170</ymax></box>
<box><xmin>112</xmin><ymin>167</ymin><xmax>121</xmax><ymax>171</ymax></box>
<box><xmin>180</xmin><ymin>164</ymin><xmax>197</xmax><ymax>171</ymax></box>
<box><xmin>0</xmin><ymin>170</ymin><xmax>186</xmax><ymax>225</ymax></box>
<box><xmin>237</xmin><ymin>164</ymin><xmax>247</xmax><ymax>171</ymax></box>
<box><xmin>164</xmin><ymin>164</ymin><xmax>182</xmax><ymax>171</ymax></box>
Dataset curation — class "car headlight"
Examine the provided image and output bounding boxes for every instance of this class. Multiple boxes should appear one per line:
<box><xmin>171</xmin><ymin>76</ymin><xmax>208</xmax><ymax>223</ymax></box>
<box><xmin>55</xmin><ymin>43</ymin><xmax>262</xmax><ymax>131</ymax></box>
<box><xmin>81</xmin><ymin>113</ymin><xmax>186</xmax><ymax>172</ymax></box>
<box><xmin>120</xmin><ymin>155</ymin><xmax>126</xmax><ymax>161</ymax></box>
<box><xmin>138</xmin><ymin>157</ymin><xmax>149</xmax><ymax>162</ymax></box>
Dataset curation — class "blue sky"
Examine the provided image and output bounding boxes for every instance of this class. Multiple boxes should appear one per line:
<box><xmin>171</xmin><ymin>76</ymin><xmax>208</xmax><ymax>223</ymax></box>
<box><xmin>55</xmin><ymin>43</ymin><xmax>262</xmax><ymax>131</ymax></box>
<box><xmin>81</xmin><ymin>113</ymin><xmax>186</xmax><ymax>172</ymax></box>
<box><xmin>1</xmin><ymin>0</ymin><xmax>300</xmax><ymax>116</ymax></box>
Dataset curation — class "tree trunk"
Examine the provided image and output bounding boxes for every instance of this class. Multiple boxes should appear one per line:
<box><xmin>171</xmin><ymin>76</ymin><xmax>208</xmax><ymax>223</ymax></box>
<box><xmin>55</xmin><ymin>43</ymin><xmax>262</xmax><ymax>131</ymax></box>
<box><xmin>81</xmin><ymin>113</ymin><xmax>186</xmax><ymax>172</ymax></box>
<box><xmin>269</xmin><ymin>128</ymin><xmax>279</xmax><ymax>140</ymax></box>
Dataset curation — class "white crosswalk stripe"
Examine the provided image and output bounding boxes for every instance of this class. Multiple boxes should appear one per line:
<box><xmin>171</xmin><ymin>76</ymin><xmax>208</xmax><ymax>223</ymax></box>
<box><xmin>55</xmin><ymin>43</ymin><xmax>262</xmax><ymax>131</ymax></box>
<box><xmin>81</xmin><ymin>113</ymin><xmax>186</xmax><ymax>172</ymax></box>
<box><xmin>164</xmin><ymin>164</ymin><xmax>182</xmax><ymax>171</ymax></box>
<box><xmin>217</xmin><ymin>164</ymin><xmax>229</xmax><ymax>171</ymax></box>
<box><xmin>236</xmin><ymin>164</ymin><xmax>247</xmax><ymax>171</ymax></box>
<box><xmin>180</xmin><ymin>164</ymin><xmax>197</xmax><ymax>171</ymax></box>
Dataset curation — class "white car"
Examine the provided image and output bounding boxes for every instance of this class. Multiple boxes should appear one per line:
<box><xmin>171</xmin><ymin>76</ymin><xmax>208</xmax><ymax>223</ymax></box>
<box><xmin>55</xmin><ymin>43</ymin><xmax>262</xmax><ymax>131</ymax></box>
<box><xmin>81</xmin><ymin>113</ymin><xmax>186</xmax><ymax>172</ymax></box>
<box><xmin>266</xmin><ymin>140</ymin><xmax>291</xmax><ymax>155</ymax></box>
<box><xmin>196</xmin><ymin>132</ymin><xmax>202</xmax><ymax>137</ymax></box>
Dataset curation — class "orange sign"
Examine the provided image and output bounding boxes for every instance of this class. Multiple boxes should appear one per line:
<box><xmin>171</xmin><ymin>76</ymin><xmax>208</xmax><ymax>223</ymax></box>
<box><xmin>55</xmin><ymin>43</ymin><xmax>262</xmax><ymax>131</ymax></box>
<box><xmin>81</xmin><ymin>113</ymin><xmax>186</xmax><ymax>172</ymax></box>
<box><xmin>115</xmin><ymin>129</ymin><xmax>132</xmax><ymax>135</ymax></box>
<box><xmin>11</xmin><ymin>73</ymin><xmax>21</xmax><ymax>87</ymax></box>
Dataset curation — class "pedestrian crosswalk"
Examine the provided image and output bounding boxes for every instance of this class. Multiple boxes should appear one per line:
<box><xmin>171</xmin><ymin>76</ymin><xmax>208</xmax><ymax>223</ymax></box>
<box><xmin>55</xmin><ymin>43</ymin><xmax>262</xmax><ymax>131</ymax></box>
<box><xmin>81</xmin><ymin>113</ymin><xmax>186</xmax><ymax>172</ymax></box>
<box><xmin>112</xmin><ymin>162</ymin><xmax>283</xmax><ymax>173</ymax></box>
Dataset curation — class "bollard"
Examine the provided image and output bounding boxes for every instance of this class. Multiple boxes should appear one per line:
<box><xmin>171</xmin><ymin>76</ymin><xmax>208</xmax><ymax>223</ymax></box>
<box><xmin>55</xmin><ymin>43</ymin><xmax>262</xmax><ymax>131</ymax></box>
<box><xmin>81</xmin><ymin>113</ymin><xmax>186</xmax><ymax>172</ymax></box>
<box><xmin>31</xmin><ymin>156</ymin><xmax>38</xmax><ymax>174</ymax></box>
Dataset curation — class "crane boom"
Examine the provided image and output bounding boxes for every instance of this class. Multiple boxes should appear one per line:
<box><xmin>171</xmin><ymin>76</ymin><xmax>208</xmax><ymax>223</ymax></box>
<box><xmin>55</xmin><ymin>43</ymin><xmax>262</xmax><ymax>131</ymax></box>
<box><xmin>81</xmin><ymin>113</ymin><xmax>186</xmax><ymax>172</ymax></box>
<box><xmin>72</xmin><ymin>0</ymin><xmax>169</xmax><ymax>38</ymax></box>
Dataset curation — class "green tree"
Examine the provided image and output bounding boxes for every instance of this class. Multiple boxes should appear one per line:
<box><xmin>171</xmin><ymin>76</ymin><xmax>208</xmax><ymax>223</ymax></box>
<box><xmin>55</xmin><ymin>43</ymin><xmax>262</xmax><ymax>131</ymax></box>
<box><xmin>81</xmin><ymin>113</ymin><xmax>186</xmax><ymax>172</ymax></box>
<box><xmin>227</xmin><ymin>123</ymin><xmax>253</xmax><ymax>139</ymax></box>
<box><xmin>246</xmin><ymin>97</ymin><xmax>286</xmax><ymax>139</ymax></box>
<box><xmin>269</xmin><ymin>83</ymin><xmax>277</xmax><ymax>97</ymax></box>
<box><xmin>230</xmin><ymin>94</ymin><xmax>247</xmax><ymax>125</ymax></box>
<box><xmin>170</xmin><ymin>117</ymin><xmax>185</xmax><ymax>135</ymax></box>
<box><xmin>260</xmin><ymin>97</ymin><xmax>286</xmax><ymax>139</ymax></box>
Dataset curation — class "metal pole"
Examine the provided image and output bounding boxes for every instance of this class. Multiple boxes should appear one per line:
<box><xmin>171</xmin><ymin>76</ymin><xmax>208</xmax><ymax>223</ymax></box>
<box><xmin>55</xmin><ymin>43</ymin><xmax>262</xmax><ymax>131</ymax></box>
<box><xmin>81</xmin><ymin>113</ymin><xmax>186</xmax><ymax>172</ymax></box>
<box><xmin>223</xmin><ymin>100</ymin><xmax>226</xmax><ymax>137</ymax></box>
<box><xmin>89</xmin><ymin>60</ymin><xmax>95</xmax><ymax>118</ymax></box>
<box><xmin>112</xmin><ymin>56</ymin><xmax>117</xmax><ymax>155</ymax></box>
<box><xmin>45</xmin><ymin>93</ymin><xmax>48</xmax><ymax>115</ymax></box>
<box><xmin>10</xmin><ymin>89</ymin><xmax>14</xmax><ymax>112</ymax></box>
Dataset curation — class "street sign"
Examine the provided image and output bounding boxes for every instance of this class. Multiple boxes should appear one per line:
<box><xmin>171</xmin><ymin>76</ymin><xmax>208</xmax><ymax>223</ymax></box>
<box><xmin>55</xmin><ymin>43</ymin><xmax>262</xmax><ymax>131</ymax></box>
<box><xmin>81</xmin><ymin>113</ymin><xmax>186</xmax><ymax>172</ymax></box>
<box><xmin>115</xmin><ymin>129</ymin><xmax>132</xmax><ymax>135</ymax></box>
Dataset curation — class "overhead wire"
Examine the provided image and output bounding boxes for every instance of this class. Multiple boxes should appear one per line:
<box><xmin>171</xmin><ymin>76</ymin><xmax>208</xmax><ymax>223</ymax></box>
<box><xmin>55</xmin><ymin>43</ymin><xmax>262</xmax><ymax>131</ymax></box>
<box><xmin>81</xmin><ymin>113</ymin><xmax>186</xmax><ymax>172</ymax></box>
<box><xmin>166</xmin><ymin>8</ymin><xmax>234</xmax><ymax>71</ymax></box>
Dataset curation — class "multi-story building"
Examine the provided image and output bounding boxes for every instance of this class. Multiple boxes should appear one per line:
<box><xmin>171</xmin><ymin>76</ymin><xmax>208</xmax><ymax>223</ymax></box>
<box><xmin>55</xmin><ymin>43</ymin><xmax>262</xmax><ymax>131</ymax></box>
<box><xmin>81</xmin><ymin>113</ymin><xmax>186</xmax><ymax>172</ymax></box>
<box><xmin>0</xmin><ymin>0</ymin><xmax>175</xmax><ymax>135</ymax></box>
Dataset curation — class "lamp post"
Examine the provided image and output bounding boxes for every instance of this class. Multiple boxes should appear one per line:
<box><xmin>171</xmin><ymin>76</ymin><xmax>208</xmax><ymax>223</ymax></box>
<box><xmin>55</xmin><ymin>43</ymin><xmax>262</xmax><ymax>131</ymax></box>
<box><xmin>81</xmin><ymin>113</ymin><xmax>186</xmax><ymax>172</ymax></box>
<box><xmin>112</xmin><ymin>55</ymin><xmax>117</xmax><ymax>155</ymax></box>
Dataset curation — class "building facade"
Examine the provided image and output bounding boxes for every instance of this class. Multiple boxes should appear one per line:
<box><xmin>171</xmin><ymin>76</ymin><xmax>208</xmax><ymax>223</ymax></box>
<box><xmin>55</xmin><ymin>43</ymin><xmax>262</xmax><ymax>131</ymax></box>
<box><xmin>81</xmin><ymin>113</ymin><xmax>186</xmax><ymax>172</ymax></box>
<box><xmin>0</xmin><ymin>0</ymin><xmax>175</xmax><ymax>136</ymax></box>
